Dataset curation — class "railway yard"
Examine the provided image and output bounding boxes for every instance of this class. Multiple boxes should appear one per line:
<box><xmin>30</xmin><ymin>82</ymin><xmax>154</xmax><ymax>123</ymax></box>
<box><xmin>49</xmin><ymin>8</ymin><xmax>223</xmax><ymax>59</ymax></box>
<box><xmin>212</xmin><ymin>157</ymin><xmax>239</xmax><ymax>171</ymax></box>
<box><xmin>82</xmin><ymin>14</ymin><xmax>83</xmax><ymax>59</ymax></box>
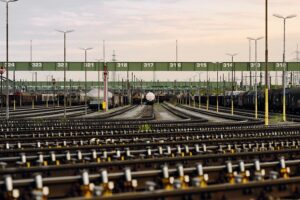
<box><xmin>1</xmin><ymin>0</ymin><xmax>300</xmax><ymax>199</ymax></box>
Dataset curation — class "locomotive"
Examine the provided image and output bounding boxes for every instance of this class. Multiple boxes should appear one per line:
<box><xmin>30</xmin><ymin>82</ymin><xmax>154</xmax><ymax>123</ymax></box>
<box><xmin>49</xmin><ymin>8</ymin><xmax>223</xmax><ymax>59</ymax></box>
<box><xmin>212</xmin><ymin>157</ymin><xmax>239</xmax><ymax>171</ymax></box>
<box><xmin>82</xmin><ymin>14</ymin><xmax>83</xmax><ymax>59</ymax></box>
<box><xmin>131</xmin><ymin>92</ymin><xmax>156</xmax><ymax>105</ymax></box>
<box><xmin>132</xmin><ymin>92</ymin><xmax>145</xmax><ymax>105</ymax></box>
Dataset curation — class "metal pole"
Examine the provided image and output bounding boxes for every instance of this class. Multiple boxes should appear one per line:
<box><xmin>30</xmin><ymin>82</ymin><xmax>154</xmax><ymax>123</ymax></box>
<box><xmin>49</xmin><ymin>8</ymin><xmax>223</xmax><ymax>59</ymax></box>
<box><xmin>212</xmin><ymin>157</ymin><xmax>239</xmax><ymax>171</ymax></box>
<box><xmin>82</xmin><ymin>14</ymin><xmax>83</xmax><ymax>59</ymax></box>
<box><xmin>226</xmin><ymin>53</ymin><xmax>237</xmax><ymax>113</ymax></box>
<box><xmin>52</xmin><ymin>76</ymin><xmax>54</xmax><ymax>108</ymax></box>
<box><xmin>121</xmin><ymin>78</ymin><xmax>124</xmax><ymax>105</ymax></box>
<box><xmin>282</xmin><ymin>18</ymin><xmax>286</xmax><ymax>122</ymax></box>
<box><xmin>5</xmin><ymin>1</ymin><xmax>9</xmax><ymax>119</ymax></box>
<box><xmin>19</xmin><ymin>78</ymin><xmax>21</xmax><ymax>106</ymax></box>
<box><xmin>176</xmin><ymin>40</ymin><xmax>178</xmax><ymax>64</ymax></box>
<box><xmin>131</xmin><ymin>72</ymin><xmax>133</xmax><ymax>105</ymax></box>
<box><xmin>249</xmin><ymin>39</ymin><xmax>252</xmax><ymax>89</ymax></box>
<box><xmin>30</xmin><ymin>40</ymin><xmax>32</xmax><ymax>62</ymax></box>
<box><xmin>223</xmin><ymin>73</ymin><xmax>225</xmax><ymax>106</ymax></box>
<box><xmin>231</xmin><ymin>56</ymin><xmax>234</xmax><ymax>115</ymax></box>
<box><xmin>63</xmin><ymin>32</ymin><xmax>66</xmax><ymax>118</ymax></box>
<box><xmin>56</xmin><ymin>29</ymin><xmax>73</xmax><ymax>117</ymax></box>
<box><xmin>104</xmin><ymin>63</ymin><xmax>108</xmax><ymax>111</ymax></box>
<box><xmin>85</xmin><ymin>50</ymin><xmax>87</xmax><ymax>115</ymax></box>
<box><xmin>35</xmin><ymin>72</ymin><xmax>37</xmax><ymax>104</ymax></box>
<box><xmin>188</xmin><ymin>78</ymin><xmax>191</xmax><ymax>107</ymax></box>
<box><xmin>265</xmin><ymin>0</ymin><xmax>269</xmax><ymax>126</ymax></box>
<box><xmin>103</xmin><ymin>40</ymin><xmax>105</xmax><ymax>108</ymax></box>
<box><xmin>98</xmin><ymin>61</ymin><xmax>100</xmax><ymax>111</ymax></box>
<box><xmin>140</xmin><ymin>80</ymin><xmax>143</xmax><ymax>105</ymax></box>
<box><xmin>127</xmin><ymin>67</ymin><xmax>130</xmax><ymax>105</ymax></box>
<box><xmin>198</xmin><ymin>73</ymin><xmax>201</xmax><ymax>109</ymax></box>
<box><xmin>216</xmin><ymin>63</ymin><xmax>219</xmax><ymax>113</ymax></box>
<box><xmin>1</xmin><ymin>0</ymin><xmax>19</xmax><ymax>118</ymax></box>
<box><xmin>69</xmin><ymin>79</ymin><xmax>72</xmax><ymax>107</ymax></box>
<box><xmin>13</xmin><ymin>52</ymin><xmax>15</xmax><ymax>110</ymax></box>
<box><xmin>255</xmin><ymin>40</ymin><xmax>258</xmax><ymax>119</ymax></box>
<box><xmin>0</xmin><ymin>73</ymin><xmax>2</xmax><ymax>114</ymax></box>
<box><xmin>206</xmin><ymin>68</ymin><xmax>209</xmax><ymax>110</ymax></box>
<box><xmin>273</xmin><ymin>14</ymin><xmax>296</xmax><ymax>121</ymax></box>
<box><xmin>79</xmin><ymin>47</ymin><xmax>92</xmax><ymax>115</ymax></box>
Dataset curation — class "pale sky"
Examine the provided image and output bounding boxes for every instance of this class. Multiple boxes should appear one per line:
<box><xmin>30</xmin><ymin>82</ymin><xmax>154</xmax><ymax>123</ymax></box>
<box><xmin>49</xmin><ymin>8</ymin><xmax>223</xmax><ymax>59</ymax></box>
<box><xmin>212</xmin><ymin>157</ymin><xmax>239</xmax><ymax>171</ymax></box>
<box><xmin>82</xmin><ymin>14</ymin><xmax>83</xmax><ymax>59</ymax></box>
<box><xmin>0</xmin><ymin>0</ymin><xmax>299</xmax><ymax>82</ymax></box>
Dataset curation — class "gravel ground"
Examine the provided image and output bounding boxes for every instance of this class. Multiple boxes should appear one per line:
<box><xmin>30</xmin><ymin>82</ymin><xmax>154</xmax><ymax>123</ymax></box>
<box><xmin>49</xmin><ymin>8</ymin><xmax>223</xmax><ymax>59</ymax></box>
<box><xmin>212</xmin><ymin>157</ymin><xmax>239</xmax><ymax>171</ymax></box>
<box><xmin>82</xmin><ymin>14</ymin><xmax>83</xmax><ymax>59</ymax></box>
<box><xmin>111</xmin><ymin>105</ymin><xmax>145</xmax><ymax>119</ymax></box>
<box><xmin>153</xmin><ymin>104</ymin><xmax>182</xmax><ymax>121</ymax></box>
<box><xmin>30</xmin><ymin>110</ymin><xmax>86</xmax><ymax>119</ymax></box>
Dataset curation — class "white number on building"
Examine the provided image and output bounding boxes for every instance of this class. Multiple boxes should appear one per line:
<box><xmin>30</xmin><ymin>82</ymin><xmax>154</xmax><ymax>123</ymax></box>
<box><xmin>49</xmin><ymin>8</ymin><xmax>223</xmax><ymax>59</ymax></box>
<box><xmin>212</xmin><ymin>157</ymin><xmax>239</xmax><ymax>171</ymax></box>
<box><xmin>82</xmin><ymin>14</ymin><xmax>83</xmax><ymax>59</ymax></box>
<box><xmin>31</xmin><ymin>62</ymin><xmax>43</xmax><ymax>68</ymax></box>
<box><xmin>143</xmin><ymin>63</ymin><xmax>154</xmax><ymax>68</ymax></box>
<box><xmin>275</xmin><ymin>63</ymin><xmax>287</xmax><ymax>68</ymax></box>
<box><xmin>250</xmin><ymin>63</ymin><xmax>261</xmax><ymax>68</ymax></box>
<box><xmin>4</xmin><ymin>62</ymin><xmax>15</xmax><ymax>68</ymax></box>
<box><xmin>84</xmin><ymin>63</ymin><xmax>94</xmax><ymax>68</ymax></box>
<box><xmin>56</xmin><ymin>63</ymin><xmax>68</xmax><ymax>68</ymax></box>
<box><xmin>169</xmin><ymin>63</ymin><xmax>181</xmax><ymax>68</ymax></box>
<box><xmin>116</xmin><ymin>63</ymin><xmax>128</xmax><ymax>68</ymax></box>
<box><xmin>223</xmin><ymin>63</ymin><xmax>233</xmax><ymax>68</ymax></box>
<box><xmin>196</xmin><ymin>63</ymin><xmax>207</xmax><ymax>68</ymax></box>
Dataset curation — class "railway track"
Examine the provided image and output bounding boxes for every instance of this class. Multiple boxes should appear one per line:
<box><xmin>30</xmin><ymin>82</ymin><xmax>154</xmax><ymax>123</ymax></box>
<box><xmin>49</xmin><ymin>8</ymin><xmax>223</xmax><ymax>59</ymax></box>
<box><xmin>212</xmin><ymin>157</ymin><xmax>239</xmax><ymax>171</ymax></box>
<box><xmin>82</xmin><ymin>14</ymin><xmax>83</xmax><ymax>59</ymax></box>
<box><xmin>0</xmin><ymin>127</ymin><xmax>299</xmax><ymax>199</ymax></box>
<box><xmin>177</xmin><ymin>104</ymin><xmax>260</xmax><ymax>122</ymax></box>
<box><xmin>0</xmin><ymin>103</ymin><xmax>298</xmax><ymax>199</ymax></box>
<box><xmin>0</xmin><ymin>105</ymin><xmax>92</xmax><ymax>119</ymax></box>
<box><xmin>161</xmin><ymin>103</ymin><xmax>208</xmax><ymax>121</ymax></box>
<box><xmin>194</xmin><ymin>103</ymin><xmax>300</xmax><ymax>122</ymax></box>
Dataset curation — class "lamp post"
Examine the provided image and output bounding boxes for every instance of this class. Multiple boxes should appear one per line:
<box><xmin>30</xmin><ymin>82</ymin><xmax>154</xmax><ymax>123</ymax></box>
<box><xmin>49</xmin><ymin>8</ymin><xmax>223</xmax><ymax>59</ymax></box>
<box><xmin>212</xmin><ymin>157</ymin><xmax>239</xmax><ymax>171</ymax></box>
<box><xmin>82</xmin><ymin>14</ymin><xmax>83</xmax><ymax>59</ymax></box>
<box><xmin>226</xmin><ymin>53</ymin><xmax>238</xmax><ymax>115</ymax></box>
<box><xmin>56</xmin><ymin>29</ymin><xmax>74</xmax><ymax>118</ymax></box>
<box><xmin>264</xmin><ymin>0</ymin><xmax>269</xmax><ymax>126</ymax></box>
<box><xmin>247</xmin><ymin>37</ymin><xmax>263</xmax><ymax>119</ymax></box>
<box><xmin>80</xmin><ymin>47</ymin><xmax>93</xmax><ymax>115</ymax></box>
<box><xmin>102</xmin><ymin>40</ymin><xmax>108</xmax><ymax>112</ymax></box>
<box><xmin>1</xmin><ymin>0</ymin><xmax>18</xmax><ymax>119</ymax></box>
<box><xmin>273</xmin><ymin>13</ymin><xmax>297</xmax><ymax>122</ymax></box>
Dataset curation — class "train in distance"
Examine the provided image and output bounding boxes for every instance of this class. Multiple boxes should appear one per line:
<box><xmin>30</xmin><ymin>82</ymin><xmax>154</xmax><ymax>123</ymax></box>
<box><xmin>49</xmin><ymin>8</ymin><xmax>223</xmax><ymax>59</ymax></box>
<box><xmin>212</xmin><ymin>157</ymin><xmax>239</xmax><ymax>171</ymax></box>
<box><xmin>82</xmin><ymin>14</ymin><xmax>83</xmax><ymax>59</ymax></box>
<box><xmin>87</xmin><ymin>89</ymin><xmax>156</xmax><ymax>109</ymax></box>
